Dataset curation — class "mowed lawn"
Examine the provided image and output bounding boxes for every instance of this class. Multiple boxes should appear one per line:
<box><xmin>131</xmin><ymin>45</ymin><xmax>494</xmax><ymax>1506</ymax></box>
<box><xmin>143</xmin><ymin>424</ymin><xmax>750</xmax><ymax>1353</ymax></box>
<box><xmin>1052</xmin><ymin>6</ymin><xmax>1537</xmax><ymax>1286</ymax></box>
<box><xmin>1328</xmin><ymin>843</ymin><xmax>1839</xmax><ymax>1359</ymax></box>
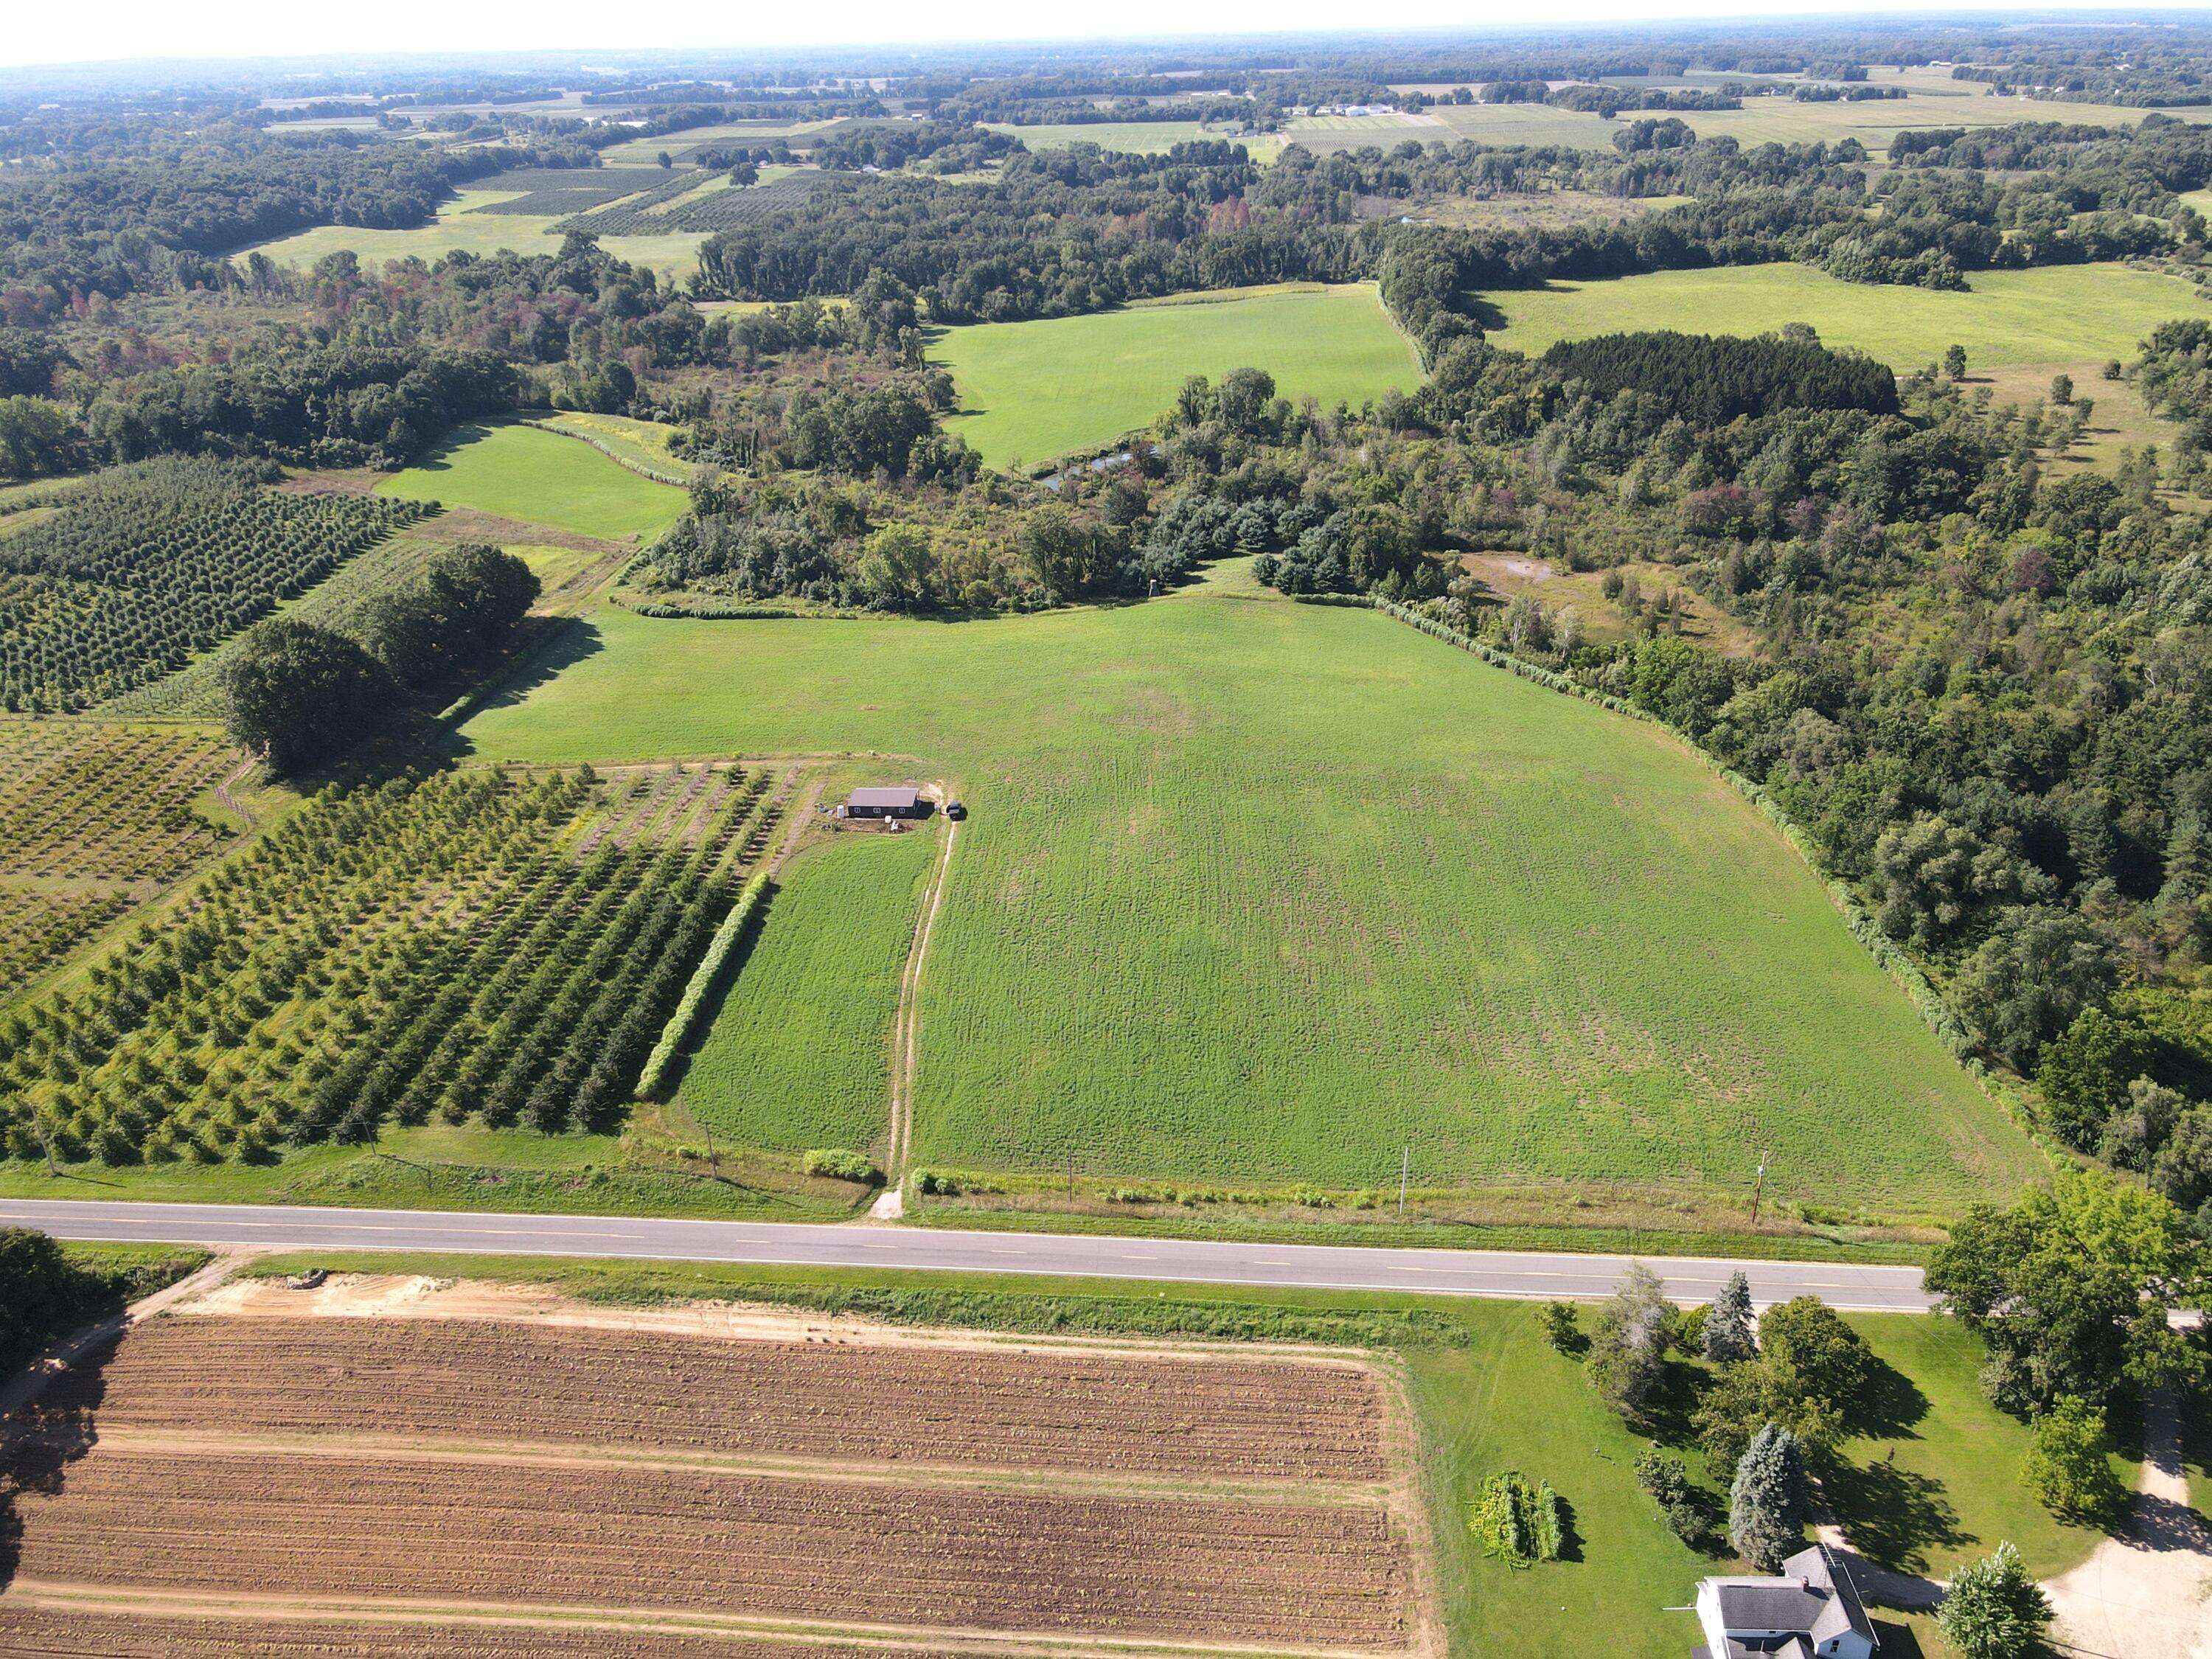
<box><xmin>1491</xmin><ymin>261</ymin><xmax>2208</xmax><ymax>372</ymax></box>
<box><xmin>674</xmin><ymin>827</ymin><xmax>940</xmax><ymax>1157</ymax></box>
<box><xmin>933</xmin><ymin>283</ymin><xmax>1422</xmax><ymax>469</ymax></box>
<box><xmin>378</xmin><ymin>422</ymin><xmax>687</xmax><ymax>541</ymax></box>
<box><xmin>460</xmin><ymin>567</ymin><xmax>2040</xmax><ymax>1215</ymax></box>
<box><xmin>1411</xmin><ymin>1304</ymin><xmax>2124</xmax><ymax>1657</ymax></box>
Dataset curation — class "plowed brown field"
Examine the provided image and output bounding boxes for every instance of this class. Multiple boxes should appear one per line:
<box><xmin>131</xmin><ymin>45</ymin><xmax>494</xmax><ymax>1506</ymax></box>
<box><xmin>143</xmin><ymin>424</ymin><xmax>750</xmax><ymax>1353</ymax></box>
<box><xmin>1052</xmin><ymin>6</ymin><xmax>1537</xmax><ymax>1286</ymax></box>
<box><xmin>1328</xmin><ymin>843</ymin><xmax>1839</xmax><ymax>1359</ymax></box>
<box><xmin>52</xmin><ymin>1315</ymin><xmax>1386</xmax><ymax>1481</ymax></box>
<box><xmin>0</xmin><ymin>1283</ymin><xmax>1432</xmax><ymax>1658</ymax></box>
<box><xmin>0</xmin><ymin>1604</ymin><xmax>942</xmax><ymax>1658</ymax></box>
<box><xmin>11</xmin><ymin>1450</ymin><xmax>1406</xmax><ymax>1645</ymax></box>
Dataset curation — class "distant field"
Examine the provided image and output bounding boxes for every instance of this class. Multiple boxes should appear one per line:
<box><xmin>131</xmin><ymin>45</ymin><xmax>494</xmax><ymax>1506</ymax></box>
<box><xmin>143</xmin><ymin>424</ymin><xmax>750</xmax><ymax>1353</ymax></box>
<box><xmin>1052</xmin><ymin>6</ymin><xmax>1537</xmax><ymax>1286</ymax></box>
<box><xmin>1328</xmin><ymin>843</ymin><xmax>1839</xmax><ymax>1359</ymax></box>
<box><xmin>378</xmin><ymin>422</ymin><xmax>686</xmax><ymax>541</ymax></box>
<box><xmin>599</xmin><ymin>118</ymin><xmax>842</xmax><ymax>166</ymax></box>
<box><xmin>1357</xmin><ymin>67</ymin><xmax>2202</xmax><ymax>156</ymax></box>
<box><xmin>675</xmin><ymin>827</ymin><xmax>939</xmax><ymax>1158</ymax></box>
<box><xmin>1490</xmin><ymin>261</ymin><xmax>2207</xmax><ymax>371</ymax></box>
<box><xmin>988</xmin><ymin>120</ymin><xmax>1282</xmax><ymax>160</ymax></box>
<box><xmin>933</xmin><ymin>282</ymin><xmax>1423</xmax><ymax>468</ymax></box>
<box><xmin>461</xmin><ymin>566</ymin><xmax>2040</xmax><ymax>1216</ymax></box>
<box><xmin>240</xmin><ymin>189</ymin><xmax>712</xmax><ymax>281</ymax></box>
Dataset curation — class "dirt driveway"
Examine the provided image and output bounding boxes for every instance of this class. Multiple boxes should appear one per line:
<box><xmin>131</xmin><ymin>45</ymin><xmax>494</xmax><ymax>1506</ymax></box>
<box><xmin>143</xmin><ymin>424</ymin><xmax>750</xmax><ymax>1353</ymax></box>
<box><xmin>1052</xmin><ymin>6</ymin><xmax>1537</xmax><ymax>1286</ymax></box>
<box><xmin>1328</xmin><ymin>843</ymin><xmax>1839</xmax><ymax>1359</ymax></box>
<box><xmin>2045</xmin><ymin>1389</ymin><xmax>2211</xmax><ymax>1659</ymax></box>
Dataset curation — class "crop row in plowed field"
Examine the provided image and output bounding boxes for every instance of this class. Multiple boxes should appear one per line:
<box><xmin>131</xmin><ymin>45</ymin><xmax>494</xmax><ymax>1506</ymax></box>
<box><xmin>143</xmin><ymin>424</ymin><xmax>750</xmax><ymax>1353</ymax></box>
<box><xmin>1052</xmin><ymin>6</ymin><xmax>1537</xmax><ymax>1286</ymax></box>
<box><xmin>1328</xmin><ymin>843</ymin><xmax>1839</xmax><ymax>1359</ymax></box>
<box><xmin>0</xmin><ymin>762</ymin><xmax>779</xmax><ymax>1165</ymax></box>
<box><xmin>10</xmin><ymin>1450</ymin><xmax>1410</xmax><ymax>1648</ymax></box>
<box><xmin>0</xmin><ymin>720</ymin><xmax>243</xmax><ymax>1001</ymax></box>
<box><xmin>60</xmin><ymin>1315</ymin><xmax>1388</xmax><ymax>1480</ymax></box>
<box><xmin>0</xmin><ymin>1606</ymin><xmax>947</xmax><ymax>1658</ymax></box>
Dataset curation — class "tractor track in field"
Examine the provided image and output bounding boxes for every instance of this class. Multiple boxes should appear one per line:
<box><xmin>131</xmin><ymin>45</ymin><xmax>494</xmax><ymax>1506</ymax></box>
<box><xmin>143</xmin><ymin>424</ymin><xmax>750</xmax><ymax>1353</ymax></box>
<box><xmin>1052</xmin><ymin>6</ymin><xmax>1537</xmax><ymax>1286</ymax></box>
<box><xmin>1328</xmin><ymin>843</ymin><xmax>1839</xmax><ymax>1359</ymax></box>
<box><xmin>886</xmin><ymin>788</ymin><xmax>959</xmax><ymax>1193</ymax></box>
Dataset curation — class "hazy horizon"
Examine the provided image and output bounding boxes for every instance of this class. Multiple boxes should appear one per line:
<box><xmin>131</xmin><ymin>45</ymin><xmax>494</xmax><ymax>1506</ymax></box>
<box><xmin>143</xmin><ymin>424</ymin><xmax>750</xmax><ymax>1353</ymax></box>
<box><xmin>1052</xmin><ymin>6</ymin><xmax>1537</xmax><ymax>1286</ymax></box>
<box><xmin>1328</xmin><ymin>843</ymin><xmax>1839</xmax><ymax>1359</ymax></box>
<box><xmin>7</xmin><ymin>1</ymin><xmax>2210</xmax><ymax>76</ymax></box>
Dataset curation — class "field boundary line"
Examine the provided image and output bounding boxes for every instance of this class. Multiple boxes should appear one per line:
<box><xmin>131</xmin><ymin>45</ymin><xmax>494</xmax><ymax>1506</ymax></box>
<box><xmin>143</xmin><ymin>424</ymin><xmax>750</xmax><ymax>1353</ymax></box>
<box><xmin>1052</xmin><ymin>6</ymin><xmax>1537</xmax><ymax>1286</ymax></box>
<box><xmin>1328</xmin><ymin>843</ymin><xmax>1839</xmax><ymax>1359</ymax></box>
<box><xmin>887</xmin><ymin>791</ymin><xmax>959</xmax><ymax>1181</ymax></box>
<box><xmin>1368</xmin><ymin>1352</ymin><xmax>1449</xmax><ymax>1659</ymax></box>
<box><xmin>0</xmin><ymin>1582</ymin><xmax>1419</xmax><ymax>1659</ymax></box>
<box><xmin>65</xmin><ymin>1427</ymin><xmax>1392</xmax><ymax>1504</ymax></box>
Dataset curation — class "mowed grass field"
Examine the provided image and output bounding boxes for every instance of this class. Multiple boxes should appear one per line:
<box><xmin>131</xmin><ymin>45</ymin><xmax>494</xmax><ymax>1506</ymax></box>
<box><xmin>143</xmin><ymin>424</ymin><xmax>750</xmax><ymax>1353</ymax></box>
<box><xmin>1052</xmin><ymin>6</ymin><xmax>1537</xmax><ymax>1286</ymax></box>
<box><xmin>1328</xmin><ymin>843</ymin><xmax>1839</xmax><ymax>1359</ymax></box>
<box><xmin>240</xmin><ymin>189</ymin><xmax>712</xmax><ymax>281</ymax></box>
<box><xmin>378</xmin><ymin>422</ymin><xmax>687</xmax><ymax>540</ymax></box>
<box><xmin>461</xmin><ymin>566</ymin><xmax>2039</xmax><ymax>1214</ymax></box>
<box><xmin>1490</xmin><ymin>261</ymin><xmax>2208</xmax><ymax>371</ymax></box>
<box><xmin>675</xmin><ymin>827</ymin><xmax>941</xmax><ymax>1156</ymax></box>
<box><xmin>933</xmin><ymin>283</ymin><xmax>1423</xmax><ymax>469</ymax></box>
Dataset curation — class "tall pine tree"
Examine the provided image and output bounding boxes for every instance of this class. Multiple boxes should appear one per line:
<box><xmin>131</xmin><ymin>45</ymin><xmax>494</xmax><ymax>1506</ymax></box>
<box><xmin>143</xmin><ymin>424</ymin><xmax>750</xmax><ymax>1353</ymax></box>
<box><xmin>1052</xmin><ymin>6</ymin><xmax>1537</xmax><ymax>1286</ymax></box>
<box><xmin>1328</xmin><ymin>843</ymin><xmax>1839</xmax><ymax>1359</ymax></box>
<box><xmin>1704</xmin><ymin>1271</ymin><xmax>1756</xmax><ymax>1364</ymax></box>
<box><xmin>1729</xmin><ymin>1422</ymin><xmax>1807</xmax><ymax>1571</ymax></box>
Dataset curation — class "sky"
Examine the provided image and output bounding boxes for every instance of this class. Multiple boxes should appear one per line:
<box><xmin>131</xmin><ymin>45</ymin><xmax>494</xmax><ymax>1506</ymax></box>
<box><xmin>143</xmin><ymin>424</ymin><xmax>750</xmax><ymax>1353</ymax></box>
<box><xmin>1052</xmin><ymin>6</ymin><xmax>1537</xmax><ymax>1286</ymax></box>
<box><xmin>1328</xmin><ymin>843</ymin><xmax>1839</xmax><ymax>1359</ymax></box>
<box><xmin>4</xmin><ymin>0</ymin><xmax>2206</xmax><ymax>73</ymax></box>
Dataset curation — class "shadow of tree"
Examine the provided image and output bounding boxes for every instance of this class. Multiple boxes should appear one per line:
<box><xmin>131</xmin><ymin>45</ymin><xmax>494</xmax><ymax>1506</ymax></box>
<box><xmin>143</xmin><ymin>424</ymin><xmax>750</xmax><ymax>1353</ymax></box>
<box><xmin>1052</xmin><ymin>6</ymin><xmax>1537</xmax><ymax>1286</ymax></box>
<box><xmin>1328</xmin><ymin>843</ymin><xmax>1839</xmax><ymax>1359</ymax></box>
<box><xmin>0</xmin><ymin>1324</ymin><xmax>117</xmax><ymax>1590</ymax></box>
<box><xmin>1639</xmin><ymin>1357</ymin><xmax>1708</xmax><ymax>1452</ymax></box>
<box><xmin>443</xmin><ymin>616</ymin><xmax>605</xmax><ymax>750</ymax></box>
<box><xmin>1825</xmin><ymin>1456</ymin><xmax>1966</xmax><ymax>1575</ymax></box>
<box><xmin>1844</xmin><ymin>1355</ymin><xmax>1929</xmax><ymax>1442</ymax></box>
<box><xmin>1554</xmin><ymin>1494</ymin><xmax>1585</xmax><ymax>1565</ymax></box>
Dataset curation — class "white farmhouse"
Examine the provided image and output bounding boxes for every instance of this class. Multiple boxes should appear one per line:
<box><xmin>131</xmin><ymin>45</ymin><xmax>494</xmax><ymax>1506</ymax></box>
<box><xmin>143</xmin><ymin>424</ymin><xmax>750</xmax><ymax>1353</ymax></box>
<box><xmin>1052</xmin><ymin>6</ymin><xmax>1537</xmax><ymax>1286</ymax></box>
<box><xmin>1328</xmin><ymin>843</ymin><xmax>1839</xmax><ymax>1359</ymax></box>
<box><xmin>1691</xmin><ymin>1543</ymin><xmax>1877</xmax><ymax>1659</ymax></box>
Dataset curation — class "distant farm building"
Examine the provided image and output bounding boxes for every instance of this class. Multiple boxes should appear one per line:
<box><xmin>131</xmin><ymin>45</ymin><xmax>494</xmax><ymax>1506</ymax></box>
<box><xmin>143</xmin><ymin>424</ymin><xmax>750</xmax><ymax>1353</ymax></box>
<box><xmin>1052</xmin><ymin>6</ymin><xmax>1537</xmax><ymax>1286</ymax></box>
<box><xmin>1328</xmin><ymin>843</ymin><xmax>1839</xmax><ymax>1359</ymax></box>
<box><xmin>846</xmin><ymin>785</ymin><xmax>926</xmax><ymax>820</ymax></box>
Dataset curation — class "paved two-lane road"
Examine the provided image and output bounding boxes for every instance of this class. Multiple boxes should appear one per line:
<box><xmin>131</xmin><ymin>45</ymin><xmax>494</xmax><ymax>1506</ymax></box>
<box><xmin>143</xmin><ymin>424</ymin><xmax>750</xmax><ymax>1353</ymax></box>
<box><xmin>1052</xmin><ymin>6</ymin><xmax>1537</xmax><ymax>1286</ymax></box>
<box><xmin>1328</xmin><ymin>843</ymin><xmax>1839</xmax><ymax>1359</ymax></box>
<box><xmin>0</xmin><ymin>1198</ymin><xmax>1933</xmax><ymax>1311</ymax></box>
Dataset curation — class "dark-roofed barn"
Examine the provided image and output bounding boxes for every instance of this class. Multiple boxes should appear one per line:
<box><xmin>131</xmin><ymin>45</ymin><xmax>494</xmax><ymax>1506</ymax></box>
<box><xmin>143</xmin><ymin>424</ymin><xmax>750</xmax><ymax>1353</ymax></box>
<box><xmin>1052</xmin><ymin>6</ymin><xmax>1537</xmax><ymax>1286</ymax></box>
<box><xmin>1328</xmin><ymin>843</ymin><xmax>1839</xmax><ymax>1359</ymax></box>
<box><xmin>846</xmin><ymin>785</ymin><xmax>925</xmax><ymax>820</ymax></box>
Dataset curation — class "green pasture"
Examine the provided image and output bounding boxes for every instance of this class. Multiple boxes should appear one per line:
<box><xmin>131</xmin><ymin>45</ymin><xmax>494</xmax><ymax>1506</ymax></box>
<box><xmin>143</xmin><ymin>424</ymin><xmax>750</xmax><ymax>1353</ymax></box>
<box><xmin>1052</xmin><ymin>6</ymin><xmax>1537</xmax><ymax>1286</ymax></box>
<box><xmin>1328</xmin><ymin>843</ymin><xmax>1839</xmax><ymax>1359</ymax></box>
<box><xmin>933</xmin><ymin>282</ymin><xmax>1423</xmax><ymax>469</ymax></box>
<box><xmin>378</xmin><ymin>422</ymin><xmax>686</xmax><ymax>541</ymax></box>
<box><xmin>987</xmin><ymin>120</ymin><xmax>1281</xmax><ymax>160</ymax></box>
<box><xmin>1489</xmin><ymin>261</ymin><xmax>2207</xmax><ymax>372</ymax></box>
<box><xmin>240</xmin><ymin>189</ymin><xmax>712</xmax><ymax>281</ymax></box>
<box><xmin>459</xmin><ymin>564</ymin><xmax>2039</xmax><ymax>1217</ymax></box>
<box><xmin>674</xmin><ymin>827</ymin><xmax>939</xmax><ymax>1156</ymax></box>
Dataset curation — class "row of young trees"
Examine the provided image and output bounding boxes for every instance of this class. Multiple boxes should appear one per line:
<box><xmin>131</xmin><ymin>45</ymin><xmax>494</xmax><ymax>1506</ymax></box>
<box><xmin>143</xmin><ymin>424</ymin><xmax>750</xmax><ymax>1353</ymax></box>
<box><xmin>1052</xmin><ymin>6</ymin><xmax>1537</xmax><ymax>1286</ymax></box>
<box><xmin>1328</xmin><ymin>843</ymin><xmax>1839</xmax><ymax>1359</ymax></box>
<box><xmin>0</xmin><ymin>456</ymin><xmax>428</xmax><ymax>709</ymax></box>
<box><xmin>0</xmin><ymin>765</ymin><xmax>766</xmax><ymax>1163</ymax></box>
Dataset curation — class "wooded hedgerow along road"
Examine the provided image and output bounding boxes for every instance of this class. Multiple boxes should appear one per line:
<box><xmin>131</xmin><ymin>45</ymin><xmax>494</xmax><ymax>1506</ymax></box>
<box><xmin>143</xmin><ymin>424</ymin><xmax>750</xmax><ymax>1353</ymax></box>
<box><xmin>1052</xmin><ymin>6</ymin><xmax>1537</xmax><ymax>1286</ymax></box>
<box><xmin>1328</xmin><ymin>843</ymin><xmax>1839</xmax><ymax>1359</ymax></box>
<box><xmin>0</xmin><ymin>1198</ymin><xmax>1934</xmax><ymax>1311</ymax></box>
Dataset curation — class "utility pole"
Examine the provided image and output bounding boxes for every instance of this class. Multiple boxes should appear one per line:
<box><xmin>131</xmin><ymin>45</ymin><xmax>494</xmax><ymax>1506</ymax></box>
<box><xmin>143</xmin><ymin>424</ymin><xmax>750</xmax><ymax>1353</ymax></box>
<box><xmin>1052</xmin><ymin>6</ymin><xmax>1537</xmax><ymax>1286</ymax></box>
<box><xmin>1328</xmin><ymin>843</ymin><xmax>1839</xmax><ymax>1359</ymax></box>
<box><xmin>1750</xmin><ymin>1150</ymin><xmax>1769</xmax><ymax>1227</ymax></box>
<box><xmin>1398</xmin><ymin>1144</ymin><xmax>1409</xmax><ymax>1221</ymax></box>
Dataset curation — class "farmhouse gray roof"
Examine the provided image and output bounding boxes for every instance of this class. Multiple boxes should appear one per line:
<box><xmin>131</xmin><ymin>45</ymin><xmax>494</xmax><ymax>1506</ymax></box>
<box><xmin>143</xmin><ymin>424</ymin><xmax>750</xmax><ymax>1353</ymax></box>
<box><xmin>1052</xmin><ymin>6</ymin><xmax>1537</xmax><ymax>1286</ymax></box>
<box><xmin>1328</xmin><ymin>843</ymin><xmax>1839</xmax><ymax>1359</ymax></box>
<box><xmin>849</xmin><ymin>786</ymin><xmax>921</xmax><ymax>810</ymax></box>
<box><xmin>1705</xmin><ymin>1545</ymin><xmax>1874</xmax><ymax>1655</ymax></box>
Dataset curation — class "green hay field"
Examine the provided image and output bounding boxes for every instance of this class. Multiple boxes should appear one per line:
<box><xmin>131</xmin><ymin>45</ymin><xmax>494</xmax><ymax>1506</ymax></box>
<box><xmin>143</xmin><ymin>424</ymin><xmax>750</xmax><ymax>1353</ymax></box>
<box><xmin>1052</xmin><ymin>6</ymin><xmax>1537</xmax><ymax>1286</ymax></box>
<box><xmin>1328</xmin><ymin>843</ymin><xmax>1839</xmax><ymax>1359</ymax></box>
<box><xmin>240</xmin><ymin>189</ymin><xmax>713</xmax><ymax>282</ymax></box>
<box><xmin>1490</xmin><ymin>261</ymin><xmax>2207</xmax><ymax>372</ymax></box>
<box><xmin>987</xmin><ymin>121</ymin><xmax>1282</xmax><ymax>161</ymax></box>
<box><xmin>933</xmin><ymin>282</ymin><xmax>1423</xmax><ymax>469</ymax></box>
<box><xmin>674</xmin><ymin>827</ymin><xmax>939</xmax><ymax>1156</ymax></box>
<box><xmin>378</xmin><ymin>422</ymin><xmax>687</xmax><ymax>541</ymax></box>
<box><xmin>459</xmin><ymin>566</ymin><xmax>2039</xmax><ymax>1216</ymax></box>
